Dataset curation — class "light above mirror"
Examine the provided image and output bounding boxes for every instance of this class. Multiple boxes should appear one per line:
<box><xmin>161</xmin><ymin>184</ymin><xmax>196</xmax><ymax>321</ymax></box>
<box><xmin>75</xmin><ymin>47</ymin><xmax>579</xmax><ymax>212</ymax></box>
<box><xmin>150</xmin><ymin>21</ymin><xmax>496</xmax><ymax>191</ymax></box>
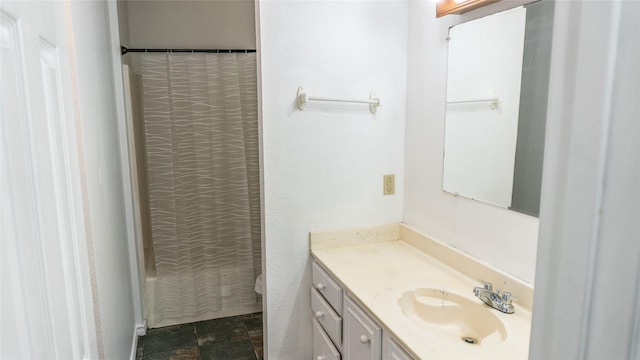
<box><xmin>442</xmin><ymin>1</ymin><xmax>554</xmax><ymax>217</ymax></box>
<box><xmin>436</xmin><ymin>0</ymin><xmax>500</xmax><ymax>18</ymax></box>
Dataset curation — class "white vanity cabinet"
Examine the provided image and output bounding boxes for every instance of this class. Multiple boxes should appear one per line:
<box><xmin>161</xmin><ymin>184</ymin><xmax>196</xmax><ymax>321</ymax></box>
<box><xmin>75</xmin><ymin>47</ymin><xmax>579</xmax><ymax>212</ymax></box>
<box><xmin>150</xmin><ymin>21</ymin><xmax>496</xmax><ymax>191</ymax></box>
<box><xmin>311</xmin><ymin>260</ymin><xmax>415</xmax><ymax>360</ymax></box>
<box><xmin>312</xmin><ymin>261</ymin><xmax>344</xmax><ymax>360</ymax></box>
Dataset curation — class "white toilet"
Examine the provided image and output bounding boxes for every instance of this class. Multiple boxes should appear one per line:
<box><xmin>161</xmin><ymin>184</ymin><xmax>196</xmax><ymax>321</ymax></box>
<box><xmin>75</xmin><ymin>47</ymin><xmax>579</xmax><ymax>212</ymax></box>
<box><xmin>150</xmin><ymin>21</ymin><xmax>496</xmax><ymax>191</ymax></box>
<box><xmin>254</xmin><ymin>274</ymin><xmax>263</xmax><ymax>295</ymax></box>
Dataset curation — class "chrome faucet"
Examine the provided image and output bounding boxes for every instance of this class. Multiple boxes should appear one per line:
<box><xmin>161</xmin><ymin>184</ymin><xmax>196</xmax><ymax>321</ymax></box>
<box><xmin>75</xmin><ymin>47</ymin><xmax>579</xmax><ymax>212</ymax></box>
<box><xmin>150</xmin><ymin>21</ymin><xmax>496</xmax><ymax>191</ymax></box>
<box><xmin>473</xmin><ymin>281</ymin><xmax>514</xmax><ymax>314</ymax></box>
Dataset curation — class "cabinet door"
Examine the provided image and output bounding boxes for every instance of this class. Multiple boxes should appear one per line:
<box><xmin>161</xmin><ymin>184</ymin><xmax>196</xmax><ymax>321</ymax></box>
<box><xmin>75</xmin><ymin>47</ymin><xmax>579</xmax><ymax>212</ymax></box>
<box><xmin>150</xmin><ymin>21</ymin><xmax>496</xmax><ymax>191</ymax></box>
<box><xmin>344</xmin><ymin>296</ymin><xmax>381</xmax><ymax>360</ymax></box>
<box><xmin>313</xmin><ymin>319</ymin><xmax>341</xmax><ymax>360</ymax></box>
<box><xmin>382</xmin><ymin>334</ymin><xmax>414</xmax><ymax>360</ymax></box>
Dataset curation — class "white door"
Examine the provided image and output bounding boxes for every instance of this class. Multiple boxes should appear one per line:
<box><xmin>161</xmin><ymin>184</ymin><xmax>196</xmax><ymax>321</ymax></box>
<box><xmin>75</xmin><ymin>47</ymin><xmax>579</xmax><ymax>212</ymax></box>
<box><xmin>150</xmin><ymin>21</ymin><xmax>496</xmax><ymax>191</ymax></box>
<box><xmin>1</xmin><ymin>1</ymin><xmax>98</xmax><ymax>359</ymax></box>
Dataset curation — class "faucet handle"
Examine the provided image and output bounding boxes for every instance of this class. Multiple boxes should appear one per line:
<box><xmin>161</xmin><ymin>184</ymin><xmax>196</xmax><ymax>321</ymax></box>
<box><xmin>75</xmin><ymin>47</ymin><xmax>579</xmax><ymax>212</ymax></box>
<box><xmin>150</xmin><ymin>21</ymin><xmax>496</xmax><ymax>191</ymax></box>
<box><xmin>479</xmin><ymin>280</ymin><xmax>493</xmax><ymax>291</ymax></box>
<box><xmin>502</xmin><ymin>292</ymin><xmax>512</xmax><ymax>305</ymax></box>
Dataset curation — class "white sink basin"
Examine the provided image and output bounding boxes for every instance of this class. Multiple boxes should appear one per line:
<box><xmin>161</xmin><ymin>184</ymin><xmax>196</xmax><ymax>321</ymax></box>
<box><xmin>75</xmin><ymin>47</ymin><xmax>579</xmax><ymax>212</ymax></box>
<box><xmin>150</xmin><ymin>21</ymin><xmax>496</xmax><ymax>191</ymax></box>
<box><xmin>398</xmin><ymin>288</ymin><xmax>507</xmax><ymax>346</ymax></box>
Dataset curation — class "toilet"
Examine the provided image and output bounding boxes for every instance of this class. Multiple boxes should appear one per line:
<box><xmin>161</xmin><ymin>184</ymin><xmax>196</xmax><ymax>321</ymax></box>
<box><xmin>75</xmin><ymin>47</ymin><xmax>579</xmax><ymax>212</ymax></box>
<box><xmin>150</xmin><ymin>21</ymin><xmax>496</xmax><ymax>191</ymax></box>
<box><xmin>254</xmin><ymin>274</ymin><xmax>263</xmax><ymax>295</ymax></box>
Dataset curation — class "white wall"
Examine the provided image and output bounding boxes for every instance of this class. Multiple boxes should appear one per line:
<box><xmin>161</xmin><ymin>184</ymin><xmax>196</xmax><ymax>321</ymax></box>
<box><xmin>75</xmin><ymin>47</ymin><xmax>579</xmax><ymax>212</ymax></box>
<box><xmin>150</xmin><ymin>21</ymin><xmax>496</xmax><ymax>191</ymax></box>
<box><xmin>125</xmin><ymin>0</ymin><xmax>255</xmax><ymax>49</ymax></box>
<box><xmin>117</xmin><ymin>0</ymin><xmax>130</xmax><ymax>46</ymax></box>
<box><xmin>69</xmin><ymin>2</ymin><xmax>137</xmax><ymax>358</ymax></box>
<box><xmin>530</xmin><ymin>1</ymin><xmax>640</xmax><ymax>357</ymax></box>
<box><xmin>403</xmin><ymin>0</ymin><xmax>539</xmax><ymax>283</ymax></box>
<box><xmin>257</xmin><ymin>0</ymin><xmax>407</xmax><ymax>357</ymax></box>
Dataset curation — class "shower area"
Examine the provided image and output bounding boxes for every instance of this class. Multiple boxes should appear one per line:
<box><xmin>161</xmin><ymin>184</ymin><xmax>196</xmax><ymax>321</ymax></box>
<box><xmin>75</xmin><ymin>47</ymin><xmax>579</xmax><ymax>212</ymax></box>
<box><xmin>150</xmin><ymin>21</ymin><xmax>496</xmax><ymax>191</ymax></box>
<box><xmin>122</xmin><ymin>50</ymin><xmax>262</xmax><ymax>329</ymax></box>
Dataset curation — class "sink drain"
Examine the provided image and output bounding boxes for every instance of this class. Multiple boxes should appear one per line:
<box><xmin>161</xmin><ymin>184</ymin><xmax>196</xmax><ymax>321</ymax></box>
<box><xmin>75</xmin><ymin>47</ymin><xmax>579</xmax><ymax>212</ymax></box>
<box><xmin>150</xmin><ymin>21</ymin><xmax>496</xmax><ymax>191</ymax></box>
<box><xmin>461</xmin><ymin>336</ymin><xmax>478</xmax><ymax>345</ymax></box>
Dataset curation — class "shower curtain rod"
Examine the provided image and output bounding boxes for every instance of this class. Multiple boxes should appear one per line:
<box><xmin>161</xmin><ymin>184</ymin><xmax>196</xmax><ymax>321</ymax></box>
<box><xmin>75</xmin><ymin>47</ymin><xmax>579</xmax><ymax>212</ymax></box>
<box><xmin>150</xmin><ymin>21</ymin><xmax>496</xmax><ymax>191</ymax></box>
<box><xmin>120</xmin><ymin>46</ymin><xmax>256</xmax><ymax>55</ymax></box>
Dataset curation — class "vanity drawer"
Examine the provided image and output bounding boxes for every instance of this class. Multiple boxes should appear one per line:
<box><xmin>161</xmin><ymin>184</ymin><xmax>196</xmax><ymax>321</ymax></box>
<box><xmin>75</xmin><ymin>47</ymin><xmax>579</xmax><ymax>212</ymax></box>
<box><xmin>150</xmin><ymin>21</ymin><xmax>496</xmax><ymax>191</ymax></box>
<box><xmin>312</xmin><ymin>261</ymin><xmax>343</xmax><ymax>315</ymax></box>
<box><xmin>312</xmin><ymin>319</ymin><xmax>341</xmax><ymax>360</ymax></box>
<box><xmin>311</xmin><ymin>288</ymin><xmax>342</xmax><ymax>347</ymax></box>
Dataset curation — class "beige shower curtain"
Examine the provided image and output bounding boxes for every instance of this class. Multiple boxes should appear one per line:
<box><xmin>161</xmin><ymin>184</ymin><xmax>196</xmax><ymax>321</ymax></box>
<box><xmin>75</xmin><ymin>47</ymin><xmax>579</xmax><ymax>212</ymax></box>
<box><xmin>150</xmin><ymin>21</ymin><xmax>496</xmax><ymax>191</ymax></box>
<box><xmin>140</xmin><ymin>52</ymin><xmax>260</xmax><ymax>324</ymax></box>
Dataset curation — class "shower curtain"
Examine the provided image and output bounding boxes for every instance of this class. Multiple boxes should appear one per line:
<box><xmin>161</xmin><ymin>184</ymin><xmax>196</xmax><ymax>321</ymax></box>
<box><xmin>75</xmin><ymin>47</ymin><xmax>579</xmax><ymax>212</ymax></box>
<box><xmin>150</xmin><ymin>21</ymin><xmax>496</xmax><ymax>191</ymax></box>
<box><xmin>140</xmin><ymin>52</ymin><xmax>260</xmax><ymax>324</ymax></box>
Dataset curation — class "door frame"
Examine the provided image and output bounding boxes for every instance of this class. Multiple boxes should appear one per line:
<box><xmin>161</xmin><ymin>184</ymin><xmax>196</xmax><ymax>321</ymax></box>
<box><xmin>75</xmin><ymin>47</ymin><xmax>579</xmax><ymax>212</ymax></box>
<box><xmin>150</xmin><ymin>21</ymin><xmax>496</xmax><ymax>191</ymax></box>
<box><xmin>105</xmin><ymin>0</ymin><xmax>146</xmax><ymax>337</ymax></box>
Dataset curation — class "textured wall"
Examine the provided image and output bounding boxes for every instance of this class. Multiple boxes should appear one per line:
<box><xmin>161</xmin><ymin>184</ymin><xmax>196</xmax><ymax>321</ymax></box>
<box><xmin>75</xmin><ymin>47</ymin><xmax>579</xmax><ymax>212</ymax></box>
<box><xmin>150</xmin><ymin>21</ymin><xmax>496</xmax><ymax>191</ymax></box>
<box><xmin>70</xmin><ymin>1</ymin><xmax>137</xmax><ymax>358</ymax></box>
<box><xmin>258</xmin><ymin>1</ymin><xmax>408</xmax><ymax>357</ymax></box>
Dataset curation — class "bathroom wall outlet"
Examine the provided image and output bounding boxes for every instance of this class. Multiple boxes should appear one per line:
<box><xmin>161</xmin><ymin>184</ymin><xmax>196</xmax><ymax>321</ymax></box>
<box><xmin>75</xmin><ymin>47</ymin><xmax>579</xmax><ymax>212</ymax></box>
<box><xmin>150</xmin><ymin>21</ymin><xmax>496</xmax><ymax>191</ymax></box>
<box><xmin>383</xmin><ymin>174</ymin><xmax>395</xmax><ymax>195</ymax></box>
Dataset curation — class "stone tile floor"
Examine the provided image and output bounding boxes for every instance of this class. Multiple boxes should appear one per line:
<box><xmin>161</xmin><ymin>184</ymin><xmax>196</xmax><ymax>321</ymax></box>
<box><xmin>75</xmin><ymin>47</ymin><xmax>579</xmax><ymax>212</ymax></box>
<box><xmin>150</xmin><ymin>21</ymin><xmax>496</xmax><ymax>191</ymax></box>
<box><xmin>137</xmin><ymin>312</ymin><xmax>263</xmax><ymax>360</ymax></box>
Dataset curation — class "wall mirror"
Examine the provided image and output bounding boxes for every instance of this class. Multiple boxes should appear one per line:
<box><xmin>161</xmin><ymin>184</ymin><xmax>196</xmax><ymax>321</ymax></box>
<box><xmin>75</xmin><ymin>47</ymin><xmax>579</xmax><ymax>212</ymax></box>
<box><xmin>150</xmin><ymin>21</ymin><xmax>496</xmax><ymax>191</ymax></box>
<box><xmin>442</xmin><ymin>1</ymin><xmax>553</xmax><ymax>217</ymax></box>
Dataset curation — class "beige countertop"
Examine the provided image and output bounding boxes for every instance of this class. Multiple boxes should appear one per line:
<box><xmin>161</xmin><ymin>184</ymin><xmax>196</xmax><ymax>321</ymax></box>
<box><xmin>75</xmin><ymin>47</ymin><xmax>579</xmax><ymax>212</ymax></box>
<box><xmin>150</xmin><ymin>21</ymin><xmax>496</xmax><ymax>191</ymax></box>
<box><xmin>310</xmin><ymin>223</ymin><xmax>532</xmax><ymax>359</ymax></box>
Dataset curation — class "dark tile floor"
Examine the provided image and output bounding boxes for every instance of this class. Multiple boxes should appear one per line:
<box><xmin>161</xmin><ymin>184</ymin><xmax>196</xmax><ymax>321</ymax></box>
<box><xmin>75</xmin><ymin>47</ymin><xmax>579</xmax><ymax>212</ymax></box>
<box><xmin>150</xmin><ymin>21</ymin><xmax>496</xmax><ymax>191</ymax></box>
<box><xmin>136</xmin><ymin>312</ymin><xmax>263</xmax><ymax>360</ymax></box>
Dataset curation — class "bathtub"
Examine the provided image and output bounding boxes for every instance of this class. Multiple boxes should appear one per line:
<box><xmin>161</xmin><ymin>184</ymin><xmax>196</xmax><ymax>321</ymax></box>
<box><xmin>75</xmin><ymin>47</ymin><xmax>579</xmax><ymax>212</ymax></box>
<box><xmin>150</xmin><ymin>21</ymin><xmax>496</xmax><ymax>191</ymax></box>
<box><xmin>144</xmin><ymin>251</ymin><xmax>262</xmax><ymax>328</ymax></box>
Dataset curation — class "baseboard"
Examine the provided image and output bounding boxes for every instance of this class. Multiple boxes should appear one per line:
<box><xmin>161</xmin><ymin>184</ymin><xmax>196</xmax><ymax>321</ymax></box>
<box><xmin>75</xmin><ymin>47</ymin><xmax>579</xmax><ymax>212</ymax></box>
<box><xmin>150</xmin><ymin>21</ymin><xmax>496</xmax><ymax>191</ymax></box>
<box><xmin>129</xmin><ymin>327</ymin><xmax>138</xmax><ymax>360</ymax></box>
<box><xmin>129</xmin><ymin>321</ymin><xmax>146</xmax><ymax>360</ymax></box>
